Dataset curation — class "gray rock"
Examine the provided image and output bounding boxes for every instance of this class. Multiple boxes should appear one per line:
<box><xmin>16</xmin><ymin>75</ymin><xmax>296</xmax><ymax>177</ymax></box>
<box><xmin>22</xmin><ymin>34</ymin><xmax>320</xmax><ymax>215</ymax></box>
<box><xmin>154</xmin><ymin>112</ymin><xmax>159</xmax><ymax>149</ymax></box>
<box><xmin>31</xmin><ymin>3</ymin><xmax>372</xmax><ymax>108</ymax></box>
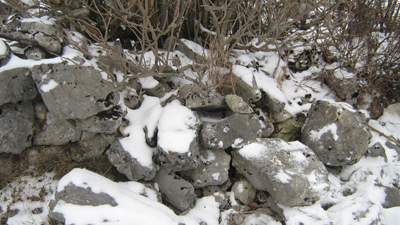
<box><xmin>153</xmin><ymin>167</ymin><xmax>196</xmax><ymax>211</ymax></box>
<box><xmin>139</xmin><ymin>77</ymin><xmax>170</xmax><ymax>98</ymax></box>
<box><xmin>0</xmin><ymin>101</ymin><xmax>34</xmax><ymax>154</ymax></box>
<box><xmin>174</xmin><ymin>38</ymin><xmax>205</xmax><ymax>64</ymax></box>
<box><xmin>0</xmin><ymin>67</ymin><xmax>38</xmax><ymax>106</ymax></box>
<box><xmin>221</xmin><ymin>75</ymin><xmax>261</xmax><ymax>104</ymax></box>
<box><xmin>183</xmin><ymin>148</ymin><xmax>231</xmax><ymax>188</ymax></box>
<box><xmin>20</xmin><ymin>18</ymin><xmax>58</xmax><ymax>36</ymax></box>
<box><xmin>106</xmin><ymin>140</ymin><xmax>156</xmax><ymax>181</ymax></box>
<box><xmin>232</xmin><ymin>138</ymin><xmax>330</xmax><ymax>206</ymax></box>
<box><xmin>178</xmin><ymin>84</ymin><xmax>227</xmax><ymax>110</ymax></box>
<box><xmin>271</xmin><ymin>117</ymin><xmax>304</xmax><ymax>142</ymax></box>
<box><xmin>202</xmin><ymin>186</ymin><xmax>229</xmax><ymax>209</ymax></box>
<box><xmin>49</xmin><ymin>183</ymin><xmax>118</xmax><ymax>223</ymax></box>
<box><xmin>383</xmin><ymin>187</ymin><xmax>400</xmax><ymax>208</ymax></box>
<box><xmin>31</xmin><ymin>62</ymin><xmax>119</xmax><ymax>120</ymax></box>
<box><xmin>201</xmin><ymin>113</ymin><xmax>266</xmax><ymax>149</ymax></box>
<box><xmin>365</xmin><ymin>142</ymin><xmax>387</xmax><ymax>160</ymax></box>
<box><xmin>157</xmin><ymin>100</ymin><xmax>202</xmax><ymax>172</ymax></box>
<box><xmin>232</xmin><ymin>179</ymin><xmax>257</xmax><ymax>205</ymax></box>
<box><xmin>124</xmin><ymin>91</ymin><xmax>140</xmax><ymax>109</ymax></box>
<box><xmin>0</xmin><ymin>39</ymin><xmax>11</xmax><ymax>66</ymax></box>
<box><xmin>225</xmin><ymin>94</ymin><xmax>253</xmax><ymax>114</ymax></box>
<box><xmin>33</xmin><ymin>113</ymin><xmax>82</xmax><ymax>146</ymax></box>
<box><xmin>71</xmin><ymin>133</ymin><xmax>116</xmax><ymax>161</ymax></box>
<box><xmin>76</xmin><ymin>106</ymin><xmax>123</xmax><ymax>134</ymax></box>
<box><xmin>24</xmin><ymin>47</ymin><xmax>46</xmax><ymax>60</ymax></box>
<box><xmin>301</xmin><ymin>100</ymin><xmax>371</xmax><ymax>166</ymax></box>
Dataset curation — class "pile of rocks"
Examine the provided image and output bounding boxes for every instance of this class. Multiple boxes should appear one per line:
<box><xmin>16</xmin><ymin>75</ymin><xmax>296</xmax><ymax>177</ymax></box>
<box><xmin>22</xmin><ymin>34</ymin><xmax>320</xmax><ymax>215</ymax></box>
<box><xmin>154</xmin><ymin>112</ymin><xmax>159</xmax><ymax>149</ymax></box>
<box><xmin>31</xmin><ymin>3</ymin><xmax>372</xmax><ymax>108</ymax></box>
<box><xmin>0</xmin><ymin>15</ymin><xmax>379</xmax><ymax>224</ymax></box>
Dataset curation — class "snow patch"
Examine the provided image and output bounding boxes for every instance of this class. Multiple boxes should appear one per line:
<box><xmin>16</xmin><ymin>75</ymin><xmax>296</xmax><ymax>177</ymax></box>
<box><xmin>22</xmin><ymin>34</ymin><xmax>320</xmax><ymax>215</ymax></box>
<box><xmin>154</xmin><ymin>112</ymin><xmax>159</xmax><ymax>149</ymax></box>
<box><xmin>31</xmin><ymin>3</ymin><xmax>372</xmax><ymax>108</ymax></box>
<box><xmin>275</xmin><ymin>169</ymin><xmax>291</xmax><ymax>183</ymax></box>
<box><xmin>40</xmin><ymin>79</ymin><xmax>59</xmax><ymax>92</ymax></box>
<box><xmin>309</xmin><ymin>123</ymin><xmax>339</xmax><ymax>141</ymax></box>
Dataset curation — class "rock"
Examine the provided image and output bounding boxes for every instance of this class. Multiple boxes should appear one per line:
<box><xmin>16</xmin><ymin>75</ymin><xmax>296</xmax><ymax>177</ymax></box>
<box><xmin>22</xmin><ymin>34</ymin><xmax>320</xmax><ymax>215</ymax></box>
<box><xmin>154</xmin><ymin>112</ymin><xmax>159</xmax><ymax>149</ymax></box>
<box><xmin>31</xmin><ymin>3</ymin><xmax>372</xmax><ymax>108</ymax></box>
<box><xmin>271</xmin><ymin>117</ymin><xmax>304</xmax><ymax>141</ymax></box>
<box><xmin>232</xmin><ymin>179</ymin><xmax>257</xmax><ymax>205</ymax></box>
<box><xmin>232</xmin><ymin>138</ymin><xmax>330</xmax><ymax>206</ymax></box>
<box><xmin>0</xmin><ymin>39</ymin><xmax>11</xmax><ymax>66</ymax></box>
<box><xmin>201</xmin><ymin>113</ymin><xmax>266</xmax><ymax>149</ymax></box>
<box><xmin>301</xmin><ymin>100</ymin><xmax>371</xmax><ymax>166</ymax></box>
<box><xmin>202</xmin><ymin>186</ymin><xmax>229</xmax><ymax>208</ymax></box>
<box><xmin>221</xmin><ymin>75</ymin><xmax>261</xmax><ymax>104</ymax></box>
<box><xmin>34</xmin><ymin>113</ymin><xmax>82</xmax><ymax>146</ymax></box>
<box><xmin>24</xmin><ymin>46</ymin><xmax>46</xmax><ymax>60</ymax></box>
<box><xmin>71</xmin><ymin>133</ymin><xmax>116</xmax><ymax>161</ymax></box>
<box><xmin>183</xmin><ymin>148</ymin><xmax>231</xmax><ymax>188</ymax></box>
<box><xmin>157</xmin><ymin>100</ymin><xmax>202</xmax><ymax>172</ymax></box>
<box><xmin>225</xmin><ymin>94</ymin><xmax>253</xmax><ymax>114</ymax></box>
<box><xmin>0</xmin><ymin>101</ymin><xmax>34</xmax><ymax>154</ymax></box>
<box><xmin>124</xmin><ymin>91</ymin><xmax>140</xmax><ymax>109</ymax></box>
<box><xmin>383</xmin><ymin>187</ymin><xmax>400</xmax><ymax>208</ymax></box>
<box><xmin>178</xmin><ymin>84</ymin><xmax>227</xmax><ymax>110</ymax></box>
<box><xmin>139</xmin><ymin>77</ymin><xmax>170</xmax><ymax>98</ymax></box>
<box><xmin>76</xmin><ymin>106</ymin><xmax>123</xmax><ymax>134</ymax></box>
<box><xmin>365</xmin><ymin>142</ymin><xmax>387</xmax><ymax>160</ymax></box>
<box><xmin>0</xmin><ymin>67</ymin><xmax>38</xmax><ymax>106</ymax></box>
<box><xmin>106</xmin><ymin>140</ymin><xmax>157</xmax><ymax>181</ymax></box>
<box><xmin>153</xmin><ymin>167</ymin><xmax>196</xmax><ymax>211</ymax></box>
<box><xmin>174</xmin><ymin>38</ymin><xmax>205</xmax><ymax>63</ymax></box>
<box><xmin>31</xmin><ymin>62</ymin><xmax>119</xmax><ymax>120</ymax></box>
<box><xmin>49</xmin><ymin>168</ymin><xmax>166</xmax><ymax>224</ymax></box>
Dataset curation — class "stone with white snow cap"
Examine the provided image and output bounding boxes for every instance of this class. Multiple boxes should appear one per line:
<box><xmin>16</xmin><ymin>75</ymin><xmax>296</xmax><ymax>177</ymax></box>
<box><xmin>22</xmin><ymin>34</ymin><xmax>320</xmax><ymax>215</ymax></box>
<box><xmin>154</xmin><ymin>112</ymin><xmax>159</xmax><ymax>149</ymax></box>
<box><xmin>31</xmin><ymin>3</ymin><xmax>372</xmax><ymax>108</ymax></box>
<box><xmin>31</xmin><ymin>62</ymin><xmax>119</xmax><ymax>120</ymax></box>
<box><xmin>182</xmin><ymin>148</ymin><xmax>231</xmax><ymax>188</ymax></box>
<box><xmin>75</xmin><ymin>106</ymin><xmax>123</xmax><ymax>134</ymax></box>
<box><xmin>201</xmin><ymin>113</ymin><xmax>268</xmax><ymax>149</ymax></box>
<box><xmin>49</xmin><ymin>168</ymin><xmax>184</xmax><ymax>225</ymax></box>
<box><xmin>232</xmin><ymin>179</ymin><xmax>257</xmax><ymax>205</ymax></box>
<box><xmin>232</xmin><ymin>138</ymin><xmax>329</xmax><ymax>206</ymax></box>
<box><xmin>106</xmin><ymin>140</ymin><xmax>157</xmax><ymax>181</ymax></box>
<box><xmin>157</xmin><ymin>100</ymin><xmax>202</xmax><ymax>172</ymax></box>
<box><xmin>301</xmin><ymin>99</ymin><xmax>371</xmax><ymax>166</ymax></box>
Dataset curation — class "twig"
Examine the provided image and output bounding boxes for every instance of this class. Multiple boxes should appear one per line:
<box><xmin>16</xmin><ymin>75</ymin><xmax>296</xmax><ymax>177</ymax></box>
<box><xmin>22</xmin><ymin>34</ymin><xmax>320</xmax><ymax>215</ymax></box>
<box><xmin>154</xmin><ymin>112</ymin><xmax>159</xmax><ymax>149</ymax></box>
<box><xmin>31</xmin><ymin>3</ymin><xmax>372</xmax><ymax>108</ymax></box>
<box><xmin>368</xmin><ymin>125</ymin><xmax>400</xmax><ymax>148</ymax></box>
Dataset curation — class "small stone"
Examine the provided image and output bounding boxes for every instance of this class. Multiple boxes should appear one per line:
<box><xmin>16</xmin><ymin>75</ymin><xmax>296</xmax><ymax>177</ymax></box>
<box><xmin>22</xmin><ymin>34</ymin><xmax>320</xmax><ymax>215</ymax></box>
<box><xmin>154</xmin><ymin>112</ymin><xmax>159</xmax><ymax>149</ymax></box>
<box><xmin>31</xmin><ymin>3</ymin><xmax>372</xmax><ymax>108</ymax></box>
<box><xmin>232</xmin><ymin>179</ymin><xmax>257</xmax><ymax>205</ymax></box>
<box><xmin>225</xmin><ymin>94</ymin><xmax>253</xmax><ymax>114</ymax></box>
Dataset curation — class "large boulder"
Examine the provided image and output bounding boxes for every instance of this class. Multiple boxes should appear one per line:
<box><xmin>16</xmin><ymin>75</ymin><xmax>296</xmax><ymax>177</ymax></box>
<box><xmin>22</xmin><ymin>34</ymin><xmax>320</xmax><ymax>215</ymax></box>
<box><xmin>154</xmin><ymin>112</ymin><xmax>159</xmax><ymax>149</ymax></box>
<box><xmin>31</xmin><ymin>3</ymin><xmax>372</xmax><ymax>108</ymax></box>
<box><xmin>157</xmin><ymin>100</ymin><xmax>202</xmax><ymax>172</ymax></box>
<box><xmin>153</xmin><ymin>167</ymin><xmax>197</xmax><ymax>211</ymax></box>
<box><xmin>0</xmin><ymin>101</ymin><xmax>35</xmax><ymax>154</ymax></box>
<box><xmin>49</xmin><ymin>168</ymin><xmax>182</xmax><ymax>225</ymax></box>
<box><xmin>106</xmin><ymin>141</ymin><xmax>157</xmax><ymax>181</ymax></box>
<box><xmin>232</xmin><ymin>138</ymin><xmax>329</xmax><ymax>206</ymax></box>
<box><xmin>0</xmin><ymin>67</ymin><xmax>38</xmax><ymax>106</ymax></box>
<box><xmin>31</xmin><ymin>62</ymin><xmax>119</xmax><ymax>120</ymax></box>
<box><xmin>301</xmin><ymin>100</ymin><xmax>371</xmax><ymax>166</ymax></box>
<box><xmin>201</xmin><ymin>113</ymin><xmax>271</xmax><ymax>149</ymax></box>
<box><xmin>182</xmin><ymin>148</ymin><xmax>231</xmax><ymax>188</ymax></box>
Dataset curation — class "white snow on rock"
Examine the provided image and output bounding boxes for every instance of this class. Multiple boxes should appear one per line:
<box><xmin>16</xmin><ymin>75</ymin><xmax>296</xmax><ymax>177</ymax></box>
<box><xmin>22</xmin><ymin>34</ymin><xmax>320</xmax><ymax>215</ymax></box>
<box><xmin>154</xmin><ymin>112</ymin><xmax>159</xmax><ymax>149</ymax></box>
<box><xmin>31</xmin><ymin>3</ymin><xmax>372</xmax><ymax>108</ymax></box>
<box><xmin>0</xmin><ymin>39</ymin><xmax>6</xmax><ymax>55</ymax></box>
<box><xmin>275</xmin><ymin>169</ymin><xmax>292</xmax><ymax>183</ymax></box>
<box><xmin>201</xmin><ymin>150</ymin><xmax>216</xmax><ymax>164</ymax></box>
<box><xmin>157</xmin><ymin>100</ymin><xmax>200</xmax><ymax>154</ymax></box>
<box><xmin>40</xmin><ymin>79</ymin><xmax>59</xmax><ymax>92</ymax></box>
<box><xmin>54</xmin><ymin>168</ymin><xmax>220</xmax><ymax>225</ymax></box>
<box><xmin>138</xmin><ymin>76</ymin><xmax>159</xmax><ymax>89</ymax></box>
<box><xmin>309</xmin><ymin>123</ymin><xmax>339</xmax><ymax>141</ymax></box>
<box><xmin>119</xmin><ymin>95</ymin><xmax>163</xmax><ymax>168</ymax></box>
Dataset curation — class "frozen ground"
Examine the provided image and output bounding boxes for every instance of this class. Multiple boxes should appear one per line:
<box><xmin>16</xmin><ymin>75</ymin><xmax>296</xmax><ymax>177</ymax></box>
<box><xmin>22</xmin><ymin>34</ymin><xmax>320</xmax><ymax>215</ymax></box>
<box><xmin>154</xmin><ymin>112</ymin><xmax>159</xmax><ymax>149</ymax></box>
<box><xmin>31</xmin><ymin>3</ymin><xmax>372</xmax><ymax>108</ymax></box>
<box><xmin>1</xmin><ymin>38</ymin><xmax>400</xmax><ymax>225</ymax></box>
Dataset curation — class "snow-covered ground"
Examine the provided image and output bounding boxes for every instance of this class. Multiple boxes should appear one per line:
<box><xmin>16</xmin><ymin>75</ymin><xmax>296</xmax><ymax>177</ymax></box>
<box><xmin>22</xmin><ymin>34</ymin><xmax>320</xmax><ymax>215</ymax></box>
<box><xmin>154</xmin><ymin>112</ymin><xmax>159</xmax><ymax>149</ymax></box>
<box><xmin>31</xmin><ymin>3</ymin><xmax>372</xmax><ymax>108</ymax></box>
<box><xmin>1</xmin><ymin>35</ymin><xmax>400</xmax><ymax>225</ymax></box>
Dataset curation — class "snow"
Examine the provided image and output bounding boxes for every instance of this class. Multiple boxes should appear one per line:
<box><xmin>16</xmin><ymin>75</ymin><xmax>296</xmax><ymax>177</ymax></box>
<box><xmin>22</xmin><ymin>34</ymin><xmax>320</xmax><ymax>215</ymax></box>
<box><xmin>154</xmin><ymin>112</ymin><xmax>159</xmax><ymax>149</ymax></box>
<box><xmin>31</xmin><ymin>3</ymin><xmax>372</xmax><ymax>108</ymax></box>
<box><xmin>0</xmin><ymin>39</ymin><xmax>7</xmax><ymax>55</ymax></box>
<box><xmin>53</xmin><ymin>168</ymin><xmax>221</xmax><ymax>225</ymax></box>
<box><xmin>275</xmin><ymin>169</ymin><xmax>292</xmax><ymax>183</ymax></box>
<box><xmin>40</xmin><ymin>79</ymin><xmax>59</xmax><ymax>92</ymax></box>
<box><xmin>201</xmin><ymin>150</ymin><xmax>216</xmax><ymax>164</ymax></box>
<box><xmin>119</xmin><ymin>95</ymin><xmax>163</xmax><ymax>168</ymax></box>
<box><xmin>138</xmin><ymin>76</ymin><xmax>159</xmax><ymax>89</ymax></box>
<box><xmin>309</xmin><ymin>123</ymin><xmax>339</xmax><ymax>141</ymax></box>
<box><xmin>157</xmin><ymin>100</ymin><xmax>200</xmax><ymax>154</ymax></box>
<box><xmin>21</xmin><ymin>16</ymin><xmax>56</xmax><ymax>25</ymax></box>
<box><xmin>212</xmin><ymin>173</ymin><xmax>220</xmax><ymax>181</ymax></box>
